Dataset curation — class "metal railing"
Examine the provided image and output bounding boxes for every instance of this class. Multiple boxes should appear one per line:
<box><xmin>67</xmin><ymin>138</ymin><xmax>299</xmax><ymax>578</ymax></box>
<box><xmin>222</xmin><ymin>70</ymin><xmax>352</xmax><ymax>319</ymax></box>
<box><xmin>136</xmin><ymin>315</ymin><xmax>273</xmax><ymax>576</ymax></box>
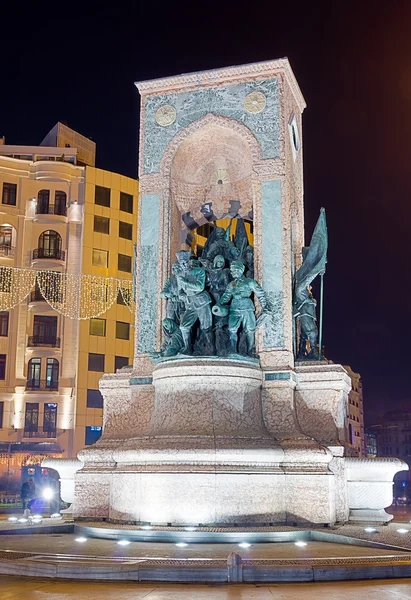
<box><xmin>32</xmin><ymin>248</ymin><xmax>65</xmax><ymax>261</ymax></box>
<box><xmin>23</xmin><ymin>426</ymin><xmax>58</xmax><ymax>439</ymax></box>
<box><xmin>0</xmin><ymin>245</ymin><xmax>15</xmax><ymax>257</ymax></box>
<box><xmin>35</xmin><ymin>203</ymin><xmax>67</xmax><ymax>216</ymax></box>
<box><xmin>27</xmin><ymin>336</ymin><xmax>60</xmax><ymax>348</ymax></box>
<box><xmin>25</xmin><ymin>379</ymin><xmax>59</xmax><ymax>391</ymax></box>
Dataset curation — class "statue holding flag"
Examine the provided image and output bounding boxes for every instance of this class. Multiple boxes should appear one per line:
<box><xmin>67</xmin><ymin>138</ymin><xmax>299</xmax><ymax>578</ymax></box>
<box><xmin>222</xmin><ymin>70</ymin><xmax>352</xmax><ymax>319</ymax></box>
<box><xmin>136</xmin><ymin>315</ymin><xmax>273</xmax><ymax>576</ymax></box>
<box><xmin>293</xmin><ymin>208</ymin><xmax>328</xmax><ymax>360</ymax></box>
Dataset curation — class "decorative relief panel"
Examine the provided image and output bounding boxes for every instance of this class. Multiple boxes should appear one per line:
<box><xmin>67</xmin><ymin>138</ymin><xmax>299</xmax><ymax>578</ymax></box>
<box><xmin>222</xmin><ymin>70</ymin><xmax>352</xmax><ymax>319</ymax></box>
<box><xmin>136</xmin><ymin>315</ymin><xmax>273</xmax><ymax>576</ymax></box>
<box><xmin>143</xmin><ymin>78</ymin><xmax>280</xmax><ymax>174</ymax></box>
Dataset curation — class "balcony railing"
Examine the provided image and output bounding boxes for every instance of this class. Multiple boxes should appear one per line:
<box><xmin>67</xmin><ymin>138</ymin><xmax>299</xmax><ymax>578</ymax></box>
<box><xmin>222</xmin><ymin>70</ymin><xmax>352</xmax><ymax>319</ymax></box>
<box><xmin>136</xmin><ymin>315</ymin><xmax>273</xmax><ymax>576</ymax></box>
<box><xmin>32</xmin><ymin>248</ymin><xmax>65</xmax><ymax>261</ymax></box>
<box><xmin>27</xmin><ymin>335</ymin><xmax>60</xmax><ymax>348</ymax></box>
<box><xmin>26</xmin><ymin>379</ymin><xmax>59</xmax><ymax>391</ymax></box>
<box><xmin>0</xmin><ymin>245</ymin><xmax>15</xmax><ymax>257</ymax></box>
<box><xmin>23</xmin><ymin>426</ymin><xmax>57</xmax><ymax>439</ymax></box>
<box><xmin>35</xmin><ymin>203</ymin><xmax>67</xmax><ymax>217</ymax></box>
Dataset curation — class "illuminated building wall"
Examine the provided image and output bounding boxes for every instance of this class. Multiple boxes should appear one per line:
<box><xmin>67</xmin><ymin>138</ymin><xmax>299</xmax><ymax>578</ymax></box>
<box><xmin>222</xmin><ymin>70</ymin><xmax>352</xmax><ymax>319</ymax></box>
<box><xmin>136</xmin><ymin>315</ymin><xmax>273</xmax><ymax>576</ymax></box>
<box><xmin>344</xmin><ymin>365</ymin><xmax>365</xmax><ymax>456</ymax></box>
<box><xmin>0</xmin><ymin>126</ymin><xmax>137</xmax><ymax>490</ymax></box>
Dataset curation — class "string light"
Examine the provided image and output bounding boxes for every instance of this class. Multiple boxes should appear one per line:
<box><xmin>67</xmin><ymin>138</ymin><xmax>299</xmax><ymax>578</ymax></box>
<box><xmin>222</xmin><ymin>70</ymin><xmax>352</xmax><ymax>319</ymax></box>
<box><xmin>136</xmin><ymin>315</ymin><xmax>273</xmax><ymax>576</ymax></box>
<box><xmin>0</xmin><ymin>266</ymin><xmax>135</xmax><ymax>319</ymax></box>
<box><xmin>0</xmin><ymin>267</ymin><xmax>36</xmax><ymax>310</ymax></box>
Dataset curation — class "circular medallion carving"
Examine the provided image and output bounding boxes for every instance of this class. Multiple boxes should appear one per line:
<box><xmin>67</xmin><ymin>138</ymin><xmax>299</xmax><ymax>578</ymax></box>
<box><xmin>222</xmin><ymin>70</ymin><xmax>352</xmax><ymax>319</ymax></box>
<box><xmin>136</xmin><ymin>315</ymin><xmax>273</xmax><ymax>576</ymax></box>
<box><xmin>244</xmin><ymin>91</ymin><xmax>266</xmax><ymax>114</ymax></box>
<box><xmin>155</xmin><ymin>104</ymin><xmax>176</xmax><ymax>126</ymax></box>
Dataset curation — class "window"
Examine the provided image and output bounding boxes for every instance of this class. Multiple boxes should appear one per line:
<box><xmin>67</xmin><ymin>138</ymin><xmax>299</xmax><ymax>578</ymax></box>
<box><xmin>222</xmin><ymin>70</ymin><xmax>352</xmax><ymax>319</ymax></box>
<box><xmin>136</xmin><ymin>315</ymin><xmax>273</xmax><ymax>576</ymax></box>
<box><xmin>120</xmin><ymin>192</ymin><xmax>133</xmax><ymax>213</ymax></box>
<box><xmin>0</xmin><ymin>226</ymin><xmax>13</xmax><ymax>248</ymax></box>
<box><xmin>0</xmin><ymin>402</ymin><xmax>3</xmax><ymax>428</ymax></box>
<box><xmin>196</xmin><ymin>223</ymin><xmax>215</xmax><ymax>238</ymax></box>
<box><xmin>115</xmin><ymin>355</ymin><xmax>129</xmax><ymax>371</ymax></box>
<box><xmin>116</xmin><ymin>321</ymin><xmax>130</xmax><ymax>340</ymax></box>
<box><xmin>0</xmin><ymin>312</ymin><xmax>9</xmax><ymax>336</ymax></box>
<box><xmin>46</xmin><ymin>358</ymin><xmax>59</xmax><ymax>389</ymax></box>
<box><xmin>54</xmin><ymin>191</ymin><xmax>67</xmax><ymax>215</ymax></box>
<box><xmin>88</xmin><ymin>353</ymin><xmax>105</xmax><ymax>372</ymax></box>
<box><xmin>92</xmin><ymin>249</ymin><xmax>108</xmax><ymax>268</ymax></box>
<box><xmin>2</xmin><ymin>182</ymin><xmax>17</xmax><ymax>205</ymax></box>
<box><xmin>33</xmin><ymin>315</ymin><xmax>57</xmax><ymax>343</ymax></box>
<box><xmin>0</xmin><ymin>355</ymin><xmax>6</xmax><ymax>379</ymax></box>
<box><xmin>118</xmin><ymin>253</ymin><xmax>132</xmax><ymax>273</ymax></box>
<box><xmin>89</xmin><ymin>318</ymin><xmax>106</xmax><ymax>336</ymax></box>
<box><xmin>43</xmin><ymin>403</ymin><xmax>57</xmax><ymax>433</ymax></box>
<box><xmin>119</xmin><ymin>221</ymin><xmax>133</xmax><ymax>240</ymax></box>
<box><xmin>94</xmin><ymin>215</ymin><xmax>110</xmax><ymax>234</ymax></box>
<box><xmin>37</xmin><ymin>230</ymin><xmax>63</xmax><ymax>259</ymax></box>
<box><xmin>95</xmin><ymin>185</ymin><xmax>110</xmax><ymax>207</ymax></box>
<box><xmin>87</xmin><ymin>389</ymin><xmax>103</xmax><ymax>408</ymax></box>
<box><xmin>37</xmin><ymin>189</ymin><xmax>50</xmax><ymax>213</ymax></box>
<box><xmin>24</xmin><ymin>402</ymin><xmax>39</xmax><ymax>432</ymax></box>
<box><xmin>117</xmin><ymin>289</ymin><xmax>126</xmax><ymax>305</ymax></box>
<box><xmin>27</xmin><ymin>358</ymin><xmax>41</xmax><ymax>388</ymax></box>
<box><xmin>85</xmin><ymin>425</ymin><xmax>103</xmax><ymax>445</ymax></box>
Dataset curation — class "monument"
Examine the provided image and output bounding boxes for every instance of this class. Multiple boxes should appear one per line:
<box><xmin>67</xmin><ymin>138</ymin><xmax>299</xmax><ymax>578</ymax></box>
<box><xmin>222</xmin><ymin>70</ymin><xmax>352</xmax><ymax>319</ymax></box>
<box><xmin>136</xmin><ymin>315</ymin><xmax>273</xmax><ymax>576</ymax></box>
<box><xmin>73</xmin><ymin>59</ymin><xmax>406</xmax><ymax>526</ymax></box>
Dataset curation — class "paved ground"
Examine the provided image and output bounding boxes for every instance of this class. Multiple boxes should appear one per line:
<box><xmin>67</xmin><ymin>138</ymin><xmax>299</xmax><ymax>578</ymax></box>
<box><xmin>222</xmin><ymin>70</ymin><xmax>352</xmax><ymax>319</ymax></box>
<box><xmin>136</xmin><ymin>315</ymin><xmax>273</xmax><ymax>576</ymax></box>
<box><xmin>1</xmin><ymin>577</ymin><xmax>411</xmax><ymax>599</ymax></box>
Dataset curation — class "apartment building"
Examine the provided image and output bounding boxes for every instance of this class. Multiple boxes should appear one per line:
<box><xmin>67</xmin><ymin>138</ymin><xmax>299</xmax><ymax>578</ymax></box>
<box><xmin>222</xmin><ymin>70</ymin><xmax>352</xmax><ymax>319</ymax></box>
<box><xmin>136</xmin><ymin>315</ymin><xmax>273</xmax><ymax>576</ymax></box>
<box><xmin>0</xmin><ymin>124</ymin><xmax>137</xmax><ymax>491</ymax></box>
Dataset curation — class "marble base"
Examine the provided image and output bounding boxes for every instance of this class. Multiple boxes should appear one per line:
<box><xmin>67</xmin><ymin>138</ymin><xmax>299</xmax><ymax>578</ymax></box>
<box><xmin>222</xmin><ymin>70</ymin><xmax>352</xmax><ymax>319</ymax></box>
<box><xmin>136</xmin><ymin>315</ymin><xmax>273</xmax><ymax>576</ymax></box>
<box><xmin>70</xmin><ymin>359</ymin><xmax>408</xmax><ymax>528</ymax></box>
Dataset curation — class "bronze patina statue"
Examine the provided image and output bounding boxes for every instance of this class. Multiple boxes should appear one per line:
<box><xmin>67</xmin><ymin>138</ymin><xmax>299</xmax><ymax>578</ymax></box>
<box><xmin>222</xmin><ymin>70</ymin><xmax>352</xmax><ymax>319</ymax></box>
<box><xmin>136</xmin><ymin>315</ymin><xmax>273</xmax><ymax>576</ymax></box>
<box><xmin>175</xmin><ymin>250</ymin><xmax>214</xmax><ymax>355</ymax></box>
<box><xmin>215</xmin><ymin>260</ymin><xmax>268</xmax><ymax>356</ymax></box>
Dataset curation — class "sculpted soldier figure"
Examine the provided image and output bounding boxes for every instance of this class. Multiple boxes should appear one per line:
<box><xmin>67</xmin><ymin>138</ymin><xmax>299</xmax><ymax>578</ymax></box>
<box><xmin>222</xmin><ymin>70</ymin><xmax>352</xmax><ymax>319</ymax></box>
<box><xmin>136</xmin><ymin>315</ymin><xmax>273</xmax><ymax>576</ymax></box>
<box><xmin>203</xmin><ymin>226</ymin><xmax>240</xmax><ymax>263</ymax></box>
<box><xmin>160</xmin><ymin>262</ymin><xmax>184</xmax><ymax>324</ymax></box>
<box><xmin>206</xmin><ymin>255</ymin><xmax>231</xmax><ymax>304</ymax></box>
<box><xmin>175</xmin><ymin>250</ymin><xmax>214</xmax><ymax>355</ymax></box>
<box><xmin>215</xmin><ymin>260</ymin><xmax>268</xmax><ymax>356</ymax></box>
<box><xmin>293</xmin><ymin>285</ymin><xmax>318</xmax><ymax>359</ymax></box>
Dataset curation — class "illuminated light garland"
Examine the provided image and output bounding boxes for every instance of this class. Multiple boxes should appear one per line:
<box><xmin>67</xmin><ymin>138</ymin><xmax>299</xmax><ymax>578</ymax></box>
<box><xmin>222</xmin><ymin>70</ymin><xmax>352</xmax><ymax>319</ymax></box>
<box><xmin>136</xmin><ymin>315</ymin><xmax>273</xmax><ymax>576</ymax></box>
<box><xmin>37</xmin><ymin>272</ymin><xmax>120</xmax><ymax>320</ymax></box>
<box><xmin>0</xmin><ymin>266</ymin><xmax>36</xmax><ymax>310</ymax></box>
<box><xmin>0</xmin><ymin>266</ymin><xmax>135</xmax><ymax>319</ymax></box>
<box><xmin>119</xmin><ymin>279</ymin><xmax>135</xmax><ymax>313</ymax></box>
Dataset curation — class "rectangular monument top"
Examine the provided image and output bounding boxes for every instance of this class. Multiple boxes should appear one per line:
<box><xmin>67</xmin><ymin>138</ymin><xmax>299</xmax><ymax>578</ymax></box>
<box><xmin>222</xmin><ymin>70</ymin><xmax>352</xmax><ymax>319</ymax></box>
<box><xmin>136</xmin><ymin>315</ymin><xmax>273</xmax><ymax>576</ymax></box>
<box><xmin>135</xmin><ymin>57</ymin><xmax>306</xmax><ymax>112</ymax></box>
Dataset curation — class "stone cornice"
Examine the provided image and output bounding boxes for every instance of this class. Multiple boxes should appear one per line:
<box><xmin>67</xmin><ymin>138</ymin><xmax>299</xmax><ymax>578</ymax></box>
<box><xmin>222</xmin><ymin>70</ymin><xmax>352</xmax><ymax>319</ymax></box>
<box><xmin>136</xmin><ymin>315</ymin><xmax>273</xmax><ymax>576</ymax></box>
<box><xmin>135</xmin><ymin>58</ymin><xmax>306</xmax><ymax>113</ymax></box>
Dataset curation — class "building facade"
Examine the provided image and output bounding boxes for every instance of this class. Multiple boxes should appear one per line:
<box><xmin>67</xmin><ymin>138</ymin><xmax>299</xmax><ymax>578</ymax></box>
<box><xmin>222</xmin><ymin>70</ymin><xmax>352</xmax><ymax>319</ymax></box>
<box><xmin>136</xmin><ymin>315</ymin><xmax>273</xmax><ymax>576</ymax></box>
<box><xmin>344</xmin><ymin>366</ymin><xmax>365</xmax><ymax>456</ymax></box>
<box><xmin>0</xmin><ymin>125</ymin><xmax>137</xmax><ymax>492</ymax></box>
<box><xmin>370</xmin><ymin>409</ymin><xmax>411</xmax><ymax>498</ymax></box>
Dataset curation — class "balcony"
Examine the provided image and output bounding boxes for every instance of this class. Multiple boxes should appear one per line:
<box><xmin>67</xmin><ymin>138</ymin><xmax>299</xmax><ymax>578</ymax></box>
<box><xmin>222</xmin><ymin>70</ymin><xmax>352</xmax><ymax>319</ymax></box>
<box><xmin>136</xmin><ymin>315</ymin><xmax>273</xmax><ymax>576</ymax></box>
<box><xmin>23</xmin><ymin>426</ymin><xmax>58</xmax><ymax>439</ymax></box>
<box><xmin>35</xmin><ymin>204</ymin><xmax>67</xmax><ymax>217</ymax></box>
<box><xmin>32</xmin><ymin>248</ymin><xmax>65</xmax><ymax>261</ymax></box>
<box><xmin>26</xmin><ymin>379</ymin><xmax>59</xmax><ymax>391</ymax></box>
<box><xmin>27</xmin><ymin>335</ymin><xmax>60</xmax><ymax>348</ymax></box>
<box><xmin>0</xmin><ymin>245</ymin><xmax>15</xmax><ymax>257</ymax></box>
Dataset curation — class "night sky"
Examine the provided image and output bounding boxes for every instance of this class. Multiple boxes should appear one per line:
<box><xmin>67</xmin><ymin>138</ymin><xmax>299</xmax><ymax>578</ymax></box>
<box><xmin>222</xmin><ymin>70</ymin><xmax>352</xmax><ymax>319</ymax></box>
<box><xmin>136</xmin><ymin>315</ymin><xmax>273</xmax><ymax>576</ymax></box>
<box><xmin>1</xmin><ymin>3</ymin><xmax>410</xmax><ymax>423</ymax></box>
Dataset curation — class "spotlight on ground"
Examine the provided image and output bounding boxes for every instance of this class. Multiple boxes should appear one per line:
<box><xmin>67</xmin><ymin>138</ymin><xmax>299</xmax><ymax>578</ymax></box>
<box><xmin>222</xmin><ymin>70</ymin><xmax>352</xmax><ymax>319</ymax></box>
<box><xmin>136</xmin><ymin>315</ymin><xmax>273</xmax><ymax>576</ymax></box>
<box><xmin>176</xmin><ymin>542</ymin><xmax>188</xmax><ymax>547</ymax></box>
<box><xmin>295</xmin><ymin>541</ymin><xmax>307</xmax><ymax>547</ymax></box>
<box><xmin>140</xmin><ymin>525</ymin><xmax>153</xmax><ymax>530</ymax></box>
<box><xmin>17</xmin><ymin>518</ymin><xmax>28</xmax><ymax>524</ymax></box>
<box><xmin>8</xmin><ymin>517</ymin><xmax>18</xmax><ymax>522</ymax></box>
<box><xmin>117</xmin><ymin>540</ymin><xmax>131</xmax><ymax>546</ymax></box>
<box><xmin>364</xmin><ymin>527</ymin><xmax>377</xmax><ymax>533</ymax></box>
<box><xmin>397</xmin><ymin>528</ymin><xmax>408</xmax><ymax>534</ymax></box>
<box><xmin>184</xmin><ymin>526</ymin><xmax>196</xmax><ymax>531</ymax></box>
<box><xmin>75</xmin><ymin>537</ymin><xmax>88</xmax><ymax>543</ymax></box>
<box><xmin>238</xmin><ymin>542</ymin><xmax>251</xmax><ymax>548</ymax></box>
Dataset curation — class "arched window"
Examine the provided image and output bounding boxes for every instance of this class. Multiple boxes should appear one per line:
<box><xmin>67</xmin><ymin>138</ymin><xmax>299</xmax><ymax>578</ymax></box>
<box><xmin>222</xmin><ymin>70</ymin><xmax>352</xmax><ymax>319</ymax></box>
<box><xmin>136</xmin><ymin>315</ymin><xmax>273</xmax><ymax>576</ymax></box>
<box><xmin>55</xmin><ymin>191</ymin><xmax>67</xmax><ymax>216</ymax></box>
<box><xmin>38</xmin><ymin>230</ymin><xmax>62</xmax><ymax>259</ymax></box>
<box><xmin>46</xmin><ymin>358</ymin><xmax>59</xmax><ymax>390</ymax></box>
<box><xmin>37</xmin><ymin>189</ymin><xmax>50</xmax><ymax>214</ymax></box>
<box><xmin>0</xmin><ymin>225</ymin><xmax>16</xmax><ymax>256</ymax></box>
<box><xmin>27</xmin><ymin>358</ymin><xmax>41</xmax><ymax>389</ymax></box>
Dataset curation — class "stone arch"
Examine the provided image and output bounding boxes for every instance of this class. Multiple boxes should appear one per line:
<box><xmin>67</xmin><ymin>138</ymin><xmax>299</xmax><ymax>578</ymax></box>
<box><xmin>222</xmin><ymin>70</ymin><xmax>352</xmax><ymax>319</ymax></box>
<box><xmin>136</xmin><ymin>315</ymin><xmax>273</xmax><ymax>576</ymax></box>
<box><xmin>160</xmin><ymin>113</ymin><xmax>263</xmax><ymax>179</ymax></box>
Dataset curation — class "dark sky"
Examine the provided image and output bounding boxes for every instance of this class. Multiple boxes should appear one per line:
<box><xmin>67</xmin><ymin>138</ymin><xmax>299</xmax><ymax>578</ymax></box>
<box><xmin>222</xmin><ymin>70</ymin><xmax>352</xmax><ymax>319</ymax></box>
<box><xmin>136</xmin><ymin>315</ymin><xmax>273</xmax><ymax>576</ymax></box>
<box><xmin>1</xmin><ymin>2</ymin><xmax>410</xmax><ymax>422</ymax></box>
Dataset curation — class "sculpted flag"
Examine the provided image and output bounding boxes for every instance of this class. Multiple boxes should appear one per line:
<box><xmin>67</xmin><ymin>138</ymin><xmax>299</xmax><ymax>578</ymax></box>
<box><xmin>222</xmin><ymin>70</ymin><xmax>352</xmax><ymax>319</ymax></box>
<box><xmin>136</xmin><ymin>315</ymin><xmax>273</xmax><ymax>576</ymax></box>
<box><xmin>295</xmin><ymin>207</ymin><xmax>328</xmax><ymax>291</ymax></box>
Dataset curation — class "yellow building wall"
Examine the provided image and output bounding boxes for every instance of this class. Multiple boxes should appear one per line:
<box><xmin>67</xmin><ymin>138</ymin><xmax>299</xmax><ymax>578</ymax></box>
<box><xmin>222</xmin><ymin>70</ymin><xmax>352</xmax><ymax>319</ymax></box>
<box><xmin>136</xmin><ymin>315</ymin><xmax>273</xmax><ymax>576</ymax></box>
<box><xmin>193</xmin><ymin>218</ymin><xmax>253</xmax><ymax>256</ymax></box>
<box><xmin>74</xmin><ymin>167</ymin><xmax>138</xmax><ymax>456</ymax></box>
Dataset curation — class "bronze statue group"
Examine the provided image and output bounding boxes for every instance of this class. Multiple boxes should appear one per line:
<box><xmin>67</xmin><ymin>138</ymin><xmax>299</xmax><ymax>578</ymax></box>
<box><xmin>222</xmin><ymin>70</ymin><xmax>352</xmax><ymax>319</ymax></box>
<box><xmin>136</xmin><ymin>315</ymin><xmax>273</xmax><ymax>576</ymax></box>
<box><xmin>152</xmin><ymin>210</ymin><xmax>327</xmax><ymax>361</ymax></box>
